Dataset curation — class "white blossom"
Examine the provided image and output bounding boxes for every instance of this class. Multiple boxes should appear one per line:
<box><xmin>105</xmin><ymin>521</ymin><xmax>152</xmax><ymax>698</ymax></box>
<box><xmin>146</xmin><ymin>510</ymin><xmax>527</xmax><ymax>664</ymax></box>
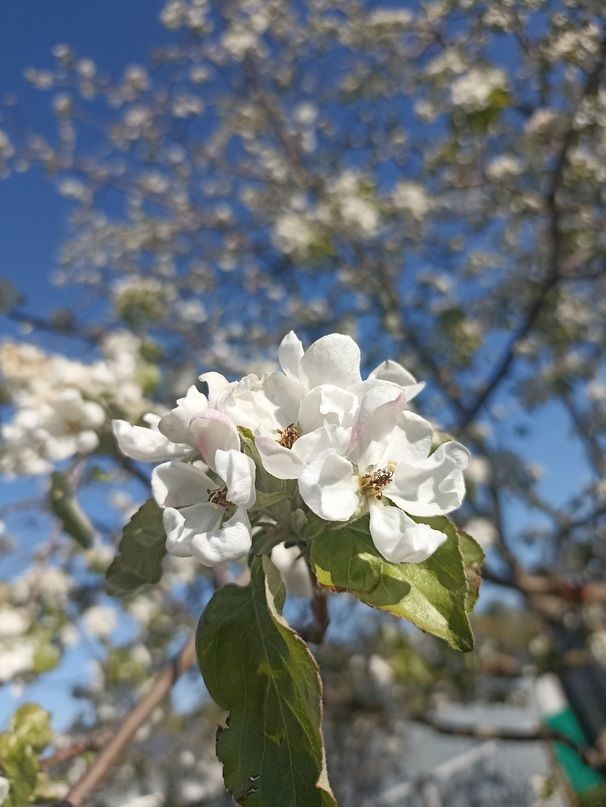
<box><xmin>451</xmin><ymin>67</ymin><xmax>507</xmax><ymax>112</ymax></box>
<box><xmin>299</xmin><ymin>397</ymin><xmax>469</xmax><ymax>563</ymax></box>
<box><xmin>83</xmin><ymin>605</ymin><xmax>118</xmax><ymax>638</ymax></box>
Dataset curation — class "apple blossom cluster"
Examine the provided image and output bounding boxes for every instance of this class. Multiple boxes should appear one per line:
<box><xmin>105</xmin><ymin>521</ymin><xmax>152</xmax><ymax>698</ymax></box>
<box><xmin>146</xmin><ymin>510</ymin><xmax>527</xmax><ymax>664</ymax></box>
<box><xmin>114</xmin><ymin>332</ymin><xmax>470</xmax><ymax>567</ymax></box>
<box><xmin>0</xmin><ymin>332</ymin><xmax>151</xmax><ymax>476</ymax></box>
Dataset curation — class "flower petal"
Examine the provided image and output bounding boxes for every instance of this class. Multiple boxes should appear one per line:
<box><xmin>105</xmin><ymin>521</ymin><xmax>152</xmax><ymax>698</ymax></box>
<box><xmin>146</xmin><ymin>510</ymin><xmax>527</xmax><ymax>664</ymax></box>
<box><xmin>158</xmin><ymin>385</ymin><xmax>208</xmax><ymax>446</ymax></box>
<box><xmin>163</xmin><ymin>503</ymin><xmax>222</xmax><ymax>558</ymax></box>
<box><xmin>198</xmin><ymin>371</ymin><xmax>232</xmax><ymax>408</ymax></box>
<box><xmin>368</xmin><ymin>499</ymin><xmax>447</xmax><ymax>563</ymax></box>
<box><xmin>386</xmin><ymin>441</ymin><xmax>470</xmax><ymax>516</ymax></box>
<box><xmin>220</xmin><ymin>373</ymin><xmax>279</xmax><ymax>431</ymax></box>
<box><xmin>112</xmin><ymin>418</ymin><xmax>190</xmax><ymax>462</ymax></box>
<box><xmin>298</xmin><ymin>451</ymin><xmax>359</xmax><ymax>521</ymax></box>
<box><xmin>262</xmin><ymin>372</ymin><xmax>303</xmax><ymax>426</ymax></box>
<box><xmin>369</xmin><ymin>359</ymin><xmax>419</xmax><ymax>389</ymax></box>
<box><xmin>189</xmin><ymin>409</ymin><xmax>240</xmax><ymax>470</ymax></box>
<box><xmin>299</xmin><ymin>334</ymin><xmax>362</xmax><ymax>390</ymax></box>
<box><xmin>214</xmin><ymin>448</ymin><xmax>256</xmax><ymax>509</ymax></box>
<box><xmin>298</xmin><ymin>385</ymin><xmax>359</xmax><ymax>433</ymax></box>
<box><xmin>191</xmin><ymin>507</ymin><xmax>252</xmax><ymax>566</ymax></box>
<box><xmin>291</xmin><ymin>423</ymin><xmax>351</xmax><ymax>465</ymax></box>
<box><xmin>255</xmin><ymin>428</ymin><xmax>304</xmax><ymax>480</ymax></box>
<box><xmin>349</xmin><ymin>403</ymin><xmax>435</xmax><ymax>470</ymax></box>
<box><xmin>151</xmin><ymin>461</ymin><xmax>214</xmax><ymax>509</ymax></box>
<box><xmin>278</xmin><ymin>330</ymin><xmax>304</xmax><ymax>379</ymax></box>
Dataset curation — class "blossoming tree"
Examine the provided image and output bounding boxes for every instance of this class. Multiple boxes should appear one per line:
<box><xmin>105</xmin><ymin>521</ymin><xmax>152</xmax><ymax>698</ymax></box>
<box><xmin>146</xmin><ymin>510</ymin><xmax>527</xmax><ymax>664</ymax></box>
<box><xmin>1</xmin><ymin>0</ymin><xmax>606</xmax><ymax>803</ymax></box>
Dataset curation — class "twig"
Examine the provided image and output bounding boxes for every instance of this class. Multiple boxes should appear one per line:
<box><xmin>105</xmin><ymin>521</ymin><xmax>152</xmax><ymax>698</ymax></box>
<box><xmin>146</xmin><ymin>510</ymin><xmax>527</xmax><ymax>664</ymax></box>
<box><xmin>297</xmin><ymin>586</ymin><xmax>330</xmax><ymax>644</ymax></box>
<box><xmin>55</xmin><ymin>566</ymin><xmax>234</xmax><ymax>806</ymax></box>
<box><xmin>413</xmin><ymin>714</ymin><xmax>606</xmax><ymax>773</ymax></box>
<box><xmin>483</xmin><ymin>566</ymin><xmax>606</xmax><ymax>605</ymax></box>
<box><xmin>458</xmin><ymin>28</ymin><xmax>606</xmax><ymax>431</ymax></box>
<box><xmin>40</xmin><ymin>731</ymin><xmax>113</xmax><ymax>770</ymax></box>
<box><xmin>3</xmin><ymin>308</ymin><xmax>102</xmax><ymax>346</ymax></box>
<box><xmin>55</xmin><ymin>633</ymin><xmax>197</xmax><ymax>807</ymax></box>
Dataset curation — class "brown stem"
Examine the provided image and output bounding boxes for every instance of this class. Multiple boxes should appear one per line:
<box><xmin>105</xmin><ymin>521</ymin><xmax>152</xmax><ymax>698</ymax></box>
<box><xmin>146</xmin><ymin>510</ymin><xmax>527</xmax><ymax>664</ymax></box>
<box><xmin>56</xmin><ymin>633</ymin><xmax>196</xmax><ymax>807</ymax></box>
<box><xmin>55</xmin><ymin>566</ymin><xmax>234</xmax><ymax>806</ymax></box>
<box><xmin>458</xmin><ymin>28</ymin><xmax>606</xmax><ymax>431</ymax></box>
<box><xmin>298</xmin><ymin>587</ymin><xmax>330</xmax><ymax>645</ymax></box>
<box><xmin>483</xmin><ymin>566</ymin><xmax>606</xmax><ymax>605</ymax></box>
<box><xmin>40</xmin><ymin>731</ymin><xmax>113</xmax><ymax>770</ymax></box>
<box><xmin>414</xmin><ymin>715</ymin><xmax>606</xmax><ymax>773</ymax></box>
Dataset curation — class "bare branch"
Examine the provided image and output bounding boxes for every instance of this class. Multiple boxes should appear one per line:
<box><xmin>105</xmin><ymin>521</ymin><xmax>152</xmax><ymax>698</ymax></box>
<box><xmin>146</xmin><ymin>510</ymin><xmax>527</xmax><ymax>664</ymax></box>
<box><xmin>413</xmin><ymin>714</ymin><xmax>606</xmax><ymax>774</ymax></box>
<box><xmin>55</xmin><ymin>633</ymin><xmax>196</xmax><ymax>807</ymax></box>
<box><xmin>40</xmin><ymin>730</ymin><xmax>113</xmax><ymax>770</ymax></box>
<box><xmin>55</xmin><ymin>566</ymin><xmax>235</xmax><ymax>806</ymax></box>
<box><xmin>459</xmin><ymin>29</ymin><xmax>606</xmax><ymax>431</ymax></box>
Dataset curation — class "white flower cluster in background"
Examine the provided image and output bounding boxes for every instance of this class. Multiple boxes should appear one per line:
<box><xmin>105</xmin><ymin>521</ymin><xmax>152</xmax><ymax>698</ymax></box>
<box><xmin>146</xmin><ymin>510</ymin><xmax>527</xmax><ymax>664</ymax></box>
<box><xmin>0</xmin><ymin>332</ymin><xmax>149</xmax><ymax>475</ymax></box>
<box><xmin>114</xmin><ymin>333</ymin><xmax>470</xmax><ymax>568</ymax></box>
<box><xmin>451</xmin><ymin>67</ymin><xmax>507</xmax><ymax>112</ymax></box>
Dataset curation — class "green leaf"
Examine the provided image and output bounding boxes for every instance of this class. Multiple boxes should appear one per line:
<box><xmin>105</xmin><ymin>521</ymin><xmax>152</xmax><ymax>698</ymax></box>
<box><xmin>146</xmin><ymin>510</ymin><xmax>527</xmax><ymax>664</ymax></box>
<box><xmin>197</xmin><ymin>556</ymin><xmax>335</xmax><ymax>807</ymax></box>
<box><xmin>250</xmin><ymin>489</ymin><xmax>293</xmax><ymax>514</ymax></box>
<box><xmin>32</xmin><ymin>641</ymin><xmax>61</xmax><ymax>674</ymax></box>
<box><xmin>0</xmin><ymin>705</ymin><xmax>52</xmax><ymax>807</ymax></box>
<box><xmin>310</xmin><ymin>516</ymin><xmax>474</xmax><ymax>652</ymax></box>
<box><xmin>49</xmin><ymin>471</ymin><xmax>93</xmax><ymax>548</ymax></box>
<box><xmin>458</xmin><ymin>528</ymin><xmax>485</xmax><ymax>612</ymax></box>
<box><xmin>239</xmin><ymin>429</ymin><xmax>299</xmax><ymax>525</ymax></box>
<box><xmin>10</xmin><ymin>705</ymin><xmax>52</xmax><ymax>751</ymax></box>
<box><xmin>105</xmin><ymin>499</ymin><xmax>166</xmax><ymax>596</ymax></box>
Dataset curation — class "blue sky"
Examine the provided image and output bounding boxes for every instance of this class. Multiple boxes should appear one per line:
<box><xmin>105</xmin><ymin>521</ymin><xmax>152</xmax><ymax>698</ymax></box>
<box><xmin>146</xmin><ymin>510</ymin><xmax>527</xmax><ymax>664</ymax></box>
<box><xmin>0</xmin><ymin>1</ymin><xmax>168</xmax><ymax>315</ymax></box>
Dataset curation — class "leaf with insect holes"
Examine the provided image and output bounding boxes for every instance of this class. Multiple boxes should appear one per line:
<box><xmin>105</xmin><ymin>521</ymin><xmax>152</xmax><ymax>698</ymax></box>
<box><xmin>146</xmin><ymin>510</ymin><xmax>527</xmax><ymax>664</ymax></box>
<box><xmin>197</xmin><ymin>556</ymin><xmax>335</xmax><ymax>806</ymax></box>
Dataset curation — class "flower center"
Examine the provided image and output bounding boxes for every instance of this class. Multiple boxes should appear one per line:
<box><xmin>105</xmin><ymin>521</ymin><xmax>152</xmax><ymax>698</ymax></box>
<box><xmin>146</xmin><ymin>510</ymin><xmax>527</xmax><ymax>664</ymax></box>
<box><xmin>358</xmin><ymin>468</ymin><xmax>394</xmax><ymax>500</ymax></box>
<box><xmin>277</xmin><ymin>422</ymin><xmax>301</xmax><ymax>449</ymax></box>
<box><xmin>208</xmin><ymin>486</ymin><xmax>229</xmax><ymax>507</ymax></box>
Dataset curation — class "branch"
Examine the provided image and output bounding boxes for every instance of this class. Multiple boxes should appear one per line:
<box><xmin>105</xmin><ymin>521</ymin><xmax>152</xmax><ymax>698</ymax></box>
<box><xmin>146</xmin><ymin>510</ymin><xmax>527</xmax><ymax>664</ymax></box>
<box><xmin>55</xmin><ymin>566</ymin><xmax>234</xmax><ymax>806</ymax></box>
<box><xmin>40</xmin><ymin>731</ymin><xmax>113</xmax><ymax>770</ymax></box>
<box><xmin>413</xmin><ymin>714</ymin><xmax>606</xmax><ymax>773</ymax></box>
<box><xmin>458</xmin><ymin>29</ymin><xmax>606</xmax><ymax>431</ymax></box>
<box><xmin>3</xmin><ymin>307</ymin><xmax>102</xmax><ymax>346</ymax></box>
<box><xmin>55</xmin><ymin>633</ymin><xmax>196</xmax><ymax>807</ymax></box>
<box><xmin>297</xmin><ymin>586</ymin><xmax>330</xmax><ymax>645</ymax></box>
<box><xmin>483</xmin><ymin>565</ymin><xmax>606</xmax><ymax>605</ymax></box>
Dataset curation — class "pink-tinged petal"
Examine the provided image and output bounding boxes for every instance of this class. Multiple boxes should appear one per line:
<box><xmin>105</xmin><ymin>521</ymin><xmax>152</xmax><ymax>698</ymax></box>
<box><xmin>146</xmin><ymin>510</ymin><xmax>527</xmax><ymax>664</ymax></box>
<box><xmin>299</xmin><ymin>451</ymin><xmax>359</xmax><ymax>521</ymax></box>
<box><xmin>191</xmin><ymin>507</ymin><xmax>252</xmax><ymax>566</ymax></box>
<box><xmin>189</xmin><ymin>409</ymin><xmax>240</xmax><ymax>470</ymax></box>
<box><xmin>214</xmin><ymin>448</ymin><xmax>256</xmax><ymax>509</ymax></box>
<box><xmin>368</xmin><ymin>499</ymin><xmax>447</xmax><ymax>563</ymax></box>
<box><xmin>386</xmin><ymin>441</ymin><xmax>470</xmax><ymax>516</ymax></box>
<box><xmin>151</xmin><ymin>461</ymin><xmax>214</xmax><ymax>509</ymax></box>
<box><xmin>163</xmin><ymin>503</ymin><xmax>222</xmax><ymax>558</ymax></box>
<box><xmin>278</xmin><ymin>330</ymin><xmax>304</xmax><ymax>379</ymax></box>
<box><xmin>255</xmin><ymin>429</ymin><xmax>304</xmax><ymax>480</ymax></box>
<box><xmin>112</xmin><ymin>419</ymin><xmax>190</xmax><ymax>462</ymax></box>
<box><xmin>350</xmin><ymin>405</ymin><xmax>434</xmax><ymax>470</ymax></box>
<box><xmin>299</xmin><ymin>334</ymin><xmax>362</xmax><ymax>391</ymax></box>
<box><xmin>298</xmin><ymin>385</ymin><xmax>359</xmax><ymax>433</ymax></box>
<box><xmin>198</xmin><ymin>371</ymin><xmax>232</xmax><ymax>408</ymax></box>
<box><xmin>158</xmin><ymin>385</ymin><xmax>208</xmax><ymax>446</ymax></box>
